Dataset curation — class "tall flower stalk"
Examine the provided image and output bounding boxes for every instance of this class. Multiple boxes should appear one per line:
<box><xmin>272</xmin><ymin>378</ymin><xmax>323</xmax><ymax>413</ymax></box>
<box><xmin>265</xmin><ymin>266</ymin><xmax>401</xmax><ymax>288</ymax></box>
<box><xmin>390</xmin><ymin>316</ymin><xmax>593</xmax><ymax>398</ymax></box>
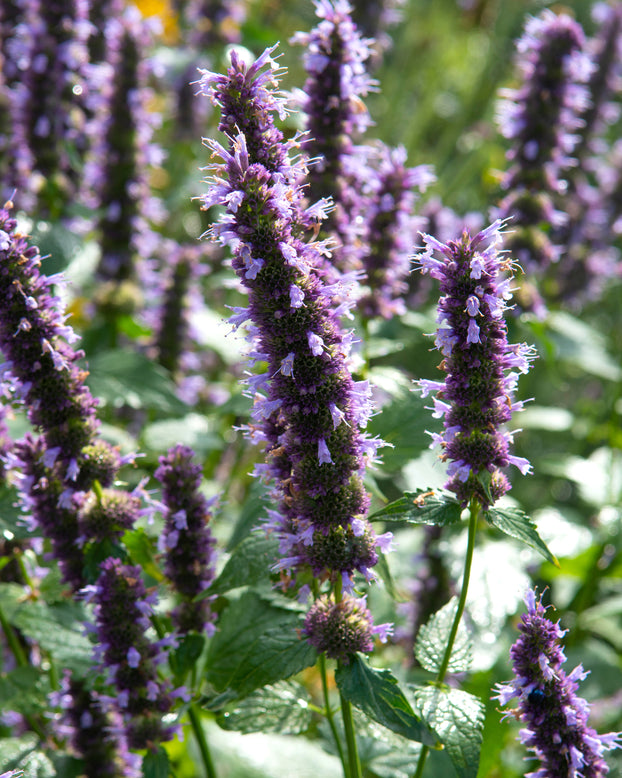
<box><xmin>412</xmin><ymin>220</ymin><xmax>534</xmax><ymax>777</ymax></box>
<box><xmin>199</xmin><ymin>46</ymin><xmax>391</xmax><ymax>776</ymax></box>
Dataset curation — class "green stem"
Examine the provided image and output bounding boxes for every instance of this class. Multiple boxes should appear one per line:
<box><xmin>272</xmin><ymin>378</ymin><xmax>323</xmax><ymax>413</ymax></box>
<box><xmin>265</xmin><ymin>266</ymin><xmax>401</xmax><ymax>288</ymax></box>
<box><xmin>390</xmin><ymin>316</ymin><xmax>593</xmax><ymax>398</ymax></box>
<box><xmin>188</xmin><ymin>705</ymin><xmax>218</xmax><ymax>778</ymax></box>
<box><xmin>338</xmin><ymin>665</ymin><xmax>363</xmax><ymax>778</ymax></box>
<box><xmin>319</xmin><ymin>653</ymin><xmax>349</xmax><ymax>778</ymax></box>
<box><xmin>412</xmin><ymin>498</ymin><xmax>481</xmax><ymax>778</ymax></box>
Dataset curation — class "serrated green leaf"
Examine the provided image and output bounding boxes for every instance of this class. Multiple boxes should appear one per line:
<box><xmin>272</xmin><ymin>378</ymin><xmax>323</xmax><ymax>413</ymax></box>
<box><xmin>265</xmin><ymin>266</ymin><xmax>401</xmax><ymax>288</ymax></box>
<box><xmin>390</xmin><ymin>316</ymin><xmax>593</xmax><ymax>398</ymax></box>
<box><xmin>0</xmin><ymin>486</ymin><xmax>32</xmax><ymax>541</ymax></box>
<box><xmin>226</xmin><ymin>480</ymin><xmax>271</xmax><ymax>551</ymax></box>
<box><xmin>368</xmin><ymin>489</ymin><xmax>463</xmax><ymax>527</ymax></box>
<box><xmin>11</xmin><ymin>600</ymin><xmax>93</xmax><ymax>674</ymax></box>
<box><xmin>411</xmin><ymin>685</ymin><xmax>484</xmax><ymax>778</ymax></box>
<box><xmin>485</xmin><ymin>506</ymin><xmax>558</xmax><ymax>566</ymax></box>
<box><xmin>142</xmin><ymin>747</ymin><xmax>169</xmax><ymax>778</ymax></box>
<box><xmin>206</xmin><ymin>591</ymin><xmax>317</xmax><ymax>697</ymax></box>
<box><xmin>0</xmin><ymin>666</ymin><xmax>43</xmax><ymax>715</ymax></box>
<box><xmin>415</xmin><ymin>597</ymin><xmax>472</xmax><ymax>674</ymax></box>
<box><xmin>335</xmin><ymin>655</ymin><xmax>437</xmax><ymax>746</ymax></box>
<box><xmin>86</xmin><ymin>349</ymin><xmax>188</xmax><ymax>413</ymax></box>
<box><xmin>217</xmin><ymin>681</ymin><xmax>313</xmax><ymax>734</ymax></box>
<box><xmin>208</xmin><ymin>532</ymin><xmax>279</xmax><ymax>596</ymax></box>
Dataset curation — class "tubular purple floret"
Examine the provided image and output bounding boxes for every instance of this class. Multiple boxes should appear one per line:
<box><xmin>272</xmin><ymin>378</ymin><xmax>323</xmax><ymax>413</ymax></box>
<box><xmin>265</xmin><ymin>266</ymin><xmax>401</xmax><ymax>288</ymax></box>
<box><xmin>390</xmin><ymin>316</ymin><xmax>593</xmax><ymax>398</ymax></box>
<box><xmin>415</xmin><ymin>220</ymin><xmax>535</xmax><ymax>508</ymax></box>
<box><xmin>494</xmin><ymin>590</ymin><xmax>622</xmax><ymax>777</ymax></box>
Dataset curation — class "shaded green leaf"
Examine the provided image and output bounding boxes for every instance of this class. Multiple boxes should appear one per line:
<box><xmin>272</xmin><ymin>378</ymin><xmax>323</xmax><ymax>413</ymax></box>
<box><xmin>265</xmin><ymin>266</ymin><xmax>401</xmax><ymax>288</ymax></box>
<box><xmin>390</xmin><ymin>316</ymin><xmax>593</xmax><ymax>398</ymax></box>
<box><xmin>142</xmin><ymin>747</ymin><xmax>169</xmax><ymax>778</ymax></box>
<box><xmin>11</xmin><ymin>600</ymin><xmax>93</xmax><ymax>674</ymax></box>
<box><xmin>0</xmin><ymin>486</ymin><xmax>32</xmax><ymax>541</ymax></box>
<box><xmin>86</xmin><ymin>349</ymin><xmax>188</xmax><ymax>413</ymax></box>
<box><xmin>206</xmin><ymin>591</ymin><xmax>316</xmax><ymax>697</ymax></box>
<box><xmin>170</xmin><ymin>633</ymin><xmax>206</xmax><ymax>678</ymax></box>
<box><xmin>122</xmin><ymin>528</ymin><xmax>163</xmax><ymax>582</ymax></box>
<box><xmin>0</xmin><ymin>666</ymin><xmax>43</xmax><ymax>716</ymax></box>
<box><xmin>367</xmin><ymin>385</ymin><xmax>431</xmax><ymax>471</ymax></box>
<box><xmin>208</xmin><ymin>532</ymin><xmax>279</xmax><ymax>596</ymax></box>
<box><xmin>0</xmin><ymin>734</ymin><xmax>55</xmax><ymax>777</ymax></box>
<box><xmin>369</xmin><ymin>489</ymin><xmax>463</xmax><ymax>527</ymax></box>
<box><xmin>335</xmin><ymin>655</ymin><xmax>437</xmax><ymax>746</ymax></box>
<box><xmin>226</xmin><ymin>480</ymin><xmax>271</xmax><ymax>551</ymax></box>
<box><xmin>217</xmin><ymin>681</ymin><xmax>313</xmax><ymax>734</ymax></box>
<box><xmin>415</xmin><ymin>597</ymin><xmax>472</xmax><ymax>674</ymax></box>
<box><xmin>411</xmin><ymin>685</ymin><xmax>484</xmax><ymax>778</ymax></box>
<box><xmin>485</xmin><ymin>506</ymin><xmax>558</xmax><ymax>566</ymax></box>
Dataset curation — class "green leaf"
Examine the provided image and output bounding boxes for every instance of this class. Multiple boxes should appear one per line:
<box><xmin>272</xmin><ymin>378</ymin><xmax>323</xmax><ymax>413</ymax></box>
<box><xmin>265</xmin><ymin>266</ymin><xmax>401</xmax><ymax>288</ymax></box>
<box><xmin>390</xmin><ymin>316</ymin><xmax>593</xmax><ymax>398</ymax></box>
<box><xmin>0</xmin><ymin>486</ymin><xmax>32</xmax><ymax>541</ymax></box>
<box><xmin>367</xmin><ymin>385</ymin><xmax>431</xmax><ymax>471</ymax></box>
<box><xmin>205</xmin><ymin>591</ymin><xmax>317</xmax><ymax>697</ymax></box>
<box><xmin>86</xmin><ymin>349</ymin><xmax>188</xmax><ymax>413</ymax></box>
<box><xmin>0</xmin><ymin>734</ymin><xmax>55</xmax><ymax>776</ymax></box>
<box><xmin>11</xmin><ymin>600</ymin><xmax>93</xmax><ymax>674</ymax></box>
<box><xmin>0</xmin><ymin>666</ymin><xmax>44</xmax><ymax>716</ymax></box>
<box><xmin>411</xmin><ymin>685</ymin><xmax>484</xmax><ymax>778</ymax></box>
<box><xmin>225</xmin><ymin>480</ymin><xmax>271</xmax><ymax>551</ymax></box>
<box><xmin>208</xmin><ymin>532</ymin><xmax>279</xmax><ymax>596</ymax></box>
<box><xmin>142</xmin><ymin>747</ymin><xmax>169</xmax><ymax>778</ymax></box>
<box><xmin>217</xmin><ymin>681</ymin><xmax>313</xmax><ymax>734</ymax></box>
<box><xmin>485</xmin><ymin>506</ymin><xmax>558</xmax><ymax>566</ymax></box>
<box><xmin>122</xmin><ymin>528</ymin><xmax>163</xmax><ymax>582</ymax></box>
<box><xmin>170</xmin><ymin>633</ymin><xmax>206</xmax><ymax>678</ymax></box>
<box><xmin>141</xmin><ymin>413</ymin><xmax>222</xmax><ymax>458</ymax></box>
<box><xmin>368</xmin><ymin>489</ymin><xmax>463</xmax><ymax>527</ymax></box>
<box><xmin>414</xmin><ymin>597</ymin><xmax>472</xmax><ymax>674</ymax></box>
<box><xmin>335</xmin><ymin>655</ymin><xmax>437</xmax><ymax>747</ymax></box>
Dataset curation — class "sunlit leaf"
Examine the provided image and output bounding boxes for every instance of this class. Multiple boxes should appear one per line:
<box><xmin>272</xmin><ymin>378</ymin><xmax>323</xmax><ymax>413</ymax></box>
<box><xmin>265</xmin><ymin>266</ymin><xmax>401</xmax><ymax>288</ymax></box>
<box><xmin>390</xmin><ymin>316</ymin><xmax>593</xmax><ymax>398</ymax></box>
<box><xmin>485</xmin><ymin>506</ymin><xmax>558</xmax><ymax>566</ymax></box>
<box><xmin>414</xmin><ymin>597</ymin><xmax>472</xmax><ymax>674</ymax></box>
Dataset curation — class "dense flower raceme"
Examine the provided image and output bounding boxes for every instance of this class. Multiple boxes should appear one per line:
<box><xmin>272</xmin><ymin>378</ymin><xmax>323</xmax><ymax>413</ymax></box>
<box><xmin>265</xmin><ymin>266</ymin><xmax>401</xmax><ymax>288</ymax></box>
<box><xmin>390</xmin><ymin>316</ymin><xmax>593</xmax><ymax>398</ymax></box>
<box><xmin>51</xmin><ymin>673</ymin><xmax>142</xmax><ymax>778</ymax></box>
<box><xmin>200</xmin><ymin>49</ymin><xmax>391</xmax><ymax>656</ymax></box>
<box><xmin>496</xmin><ymin>9</ymin><xmax>592</xmax><ymax>301</ymax></box>
<box><xmin>155</xmin><ymin>444</ymin><xmax>218</xmax><ymax>635</ymax></box>
<box><xmin>494</xmin><ymin>590</ymin><xmax>621</xmax><ymax>777</ymax></box>
<box><xmin>292</xmin><ymin>0</ymin><xmax>377</xmax><ymax>272</ymax></box>
<box><xmin>0</xmin><ymin>205</ymin><xmax>127</xmax><ymax>586</ymax></box>
<box><xmin>415</xmin><ymin>220</ymin><xmax>535</xmax><ymax>508</ymax></box>
<box><xmin>84</xmin><ymin>558</ymin><xmax>182</xmax><ymax>750</ymax></box>
<box><xmin>8</xmin><ymin>0</ymin><xmax>90</xmax><ymax>213</ymax></box>
<box><xmin>357</xmin><ymin>144</ymin><xmax>434</xmax><ymax>320</ymax></box>
<box><xmin>81</xmin><ymin>6</ymin><xmax>164</xmax><ymax>285</ymax></box>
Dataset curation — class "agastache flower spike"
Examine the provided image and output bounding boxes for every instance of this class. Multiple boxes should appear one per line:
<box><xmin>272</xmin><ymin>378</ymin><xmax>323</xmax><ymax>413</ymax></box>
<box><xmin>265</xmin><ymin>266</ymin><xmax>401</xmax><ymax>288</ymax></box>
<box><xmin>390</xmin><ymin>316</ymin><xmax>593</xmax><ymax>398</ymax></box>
<box><xmin>494</xmin><ymin>590</ymin><xmax>621</xmax><ymax>777</ymax></box>
<box><xmin>86</xmin><ymin>558</ymin><xmax>179</xmax><ymax>750</ymax></box>
<box><xmin>200</xmin><ymin>50</ymin><xmax>388</xmax><ymax>617</ymax></box>
<box><xmin>292</xmin><ymin>0</ymin><xmax>377</xmax><ymax>272</ymax></box>
<box><xmin>155</xmin><ymin>445</ymin><xmax>218</xmax><ymax>635</ymax></box>
<box><xmin>495</xmin><ymin>9</ymin><xmax>591</xmax><ymax>308</ymax></box>
<box><xmin>415</xmin><ymin>220</ymin><xmax>535</xmax><ymax>508</ymax></box>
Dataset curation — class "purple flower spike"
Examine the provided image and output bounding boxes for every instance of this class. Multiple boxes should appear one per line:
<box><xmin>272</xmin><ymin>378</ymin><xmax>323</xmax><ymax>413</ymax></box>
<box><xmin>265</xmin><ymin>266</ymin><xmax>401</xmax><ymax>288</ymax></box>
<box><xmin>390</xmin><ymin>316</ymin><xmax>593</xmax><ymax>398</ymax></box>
<box><xmin>302</xmin><ymin>593</ymin><xmax>392</xmax><ymax>664</ymax></box>
<box><xmin>357</xmin><ymin>144</ymin><xmax>434</xmax><ymax>320</ymax></box>
<box><xmin>88</xmin><ymin>558</ymin><xmax>177</xmax><ymax>749</ymax></box>
<box><xmin>200</xmin><ymin>50</ymin><xmax>387</xmax><ymax>590</ymax></box>
<box><xmin>415</xmin><ymin>220</ymin><xmax>535</xmax><ymax>508</ymax></box>
<box><xmin>155</xmin><ymin>445</ymin><xmax>218</xmax><ymax>635</ymax></box>
<box><xmin>494</xmin><ymin>590</ymin><xmax>621</xmax><ymax>777</ymax></box>
<box><xmin>292</xmin><ymin>0</ymin><xmax>377</xmax><ymax>272</ymax></box>
<box><xmin>496</xmin><ymin>9</ymin><xmax>592</xmax><ymax>297</ymax></box>
<box><xmin>52</xmin><ymin>673</ymin><xmax>142</xmax><ymax>778</ymax></box>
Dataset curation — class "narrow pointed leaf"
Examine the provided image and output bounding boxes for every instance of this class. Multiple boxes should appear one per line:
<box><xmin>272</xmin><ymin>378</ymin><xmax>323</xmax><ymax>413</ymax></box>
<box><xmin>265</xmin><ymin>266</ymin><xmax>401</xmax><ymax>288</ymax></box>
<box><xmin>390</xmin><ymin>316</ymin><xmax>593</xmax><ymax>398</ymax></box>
<box><xmin>485</xmin><ymin>506</ymin><xmax>558</xmax><ymax>566</ymax></box>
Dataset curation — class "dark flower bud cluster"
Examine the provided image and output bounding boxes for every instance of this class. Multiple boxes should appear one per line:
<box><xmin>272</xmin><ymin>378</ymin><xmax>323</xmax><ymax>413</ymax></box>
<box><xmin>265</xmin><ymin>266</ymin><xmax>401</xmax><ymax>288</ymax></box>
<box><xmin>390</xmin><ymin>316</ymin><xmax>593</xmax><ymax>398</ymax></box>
<box><xmin>200</xmin><ymin>48</ymin><xmax>391</xmax><ymax>662</ymax></box>
<box><xmin>51</xmin><ymin>672</ymin><xmax>142</xmax><ymax>778</ymax></box>
<box><xmin>78</xmin><ymin>488</ymin><xmax>141</xmax><ymax>545</ymax></box>
<box><xmin>85</xmin><ymin>558</ymin><xmax>181</xmax><ymax>750</ymax></box>
<box><xmin>415</xmin><ymin>220</ymin><xmax>535</xmax><ymax>508</ymax></box>
<box><xmin>155</xmin><ymin>444</ymin><xmax>218</xmax><ymax>635</ymax></box>
<box><xmin>302</xmin><ymin>593</ymin><xmax>392</xmax><ymax>664</ymax></box>
<box><xmin>496</xmin><ymin>9</ymin><xmax>591</xmax><ymax>312</ymax></box>
<box><xmin>494</xmin><ymin>590</ymin><xmax>621</xmax><ymax>777</ymax></box>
